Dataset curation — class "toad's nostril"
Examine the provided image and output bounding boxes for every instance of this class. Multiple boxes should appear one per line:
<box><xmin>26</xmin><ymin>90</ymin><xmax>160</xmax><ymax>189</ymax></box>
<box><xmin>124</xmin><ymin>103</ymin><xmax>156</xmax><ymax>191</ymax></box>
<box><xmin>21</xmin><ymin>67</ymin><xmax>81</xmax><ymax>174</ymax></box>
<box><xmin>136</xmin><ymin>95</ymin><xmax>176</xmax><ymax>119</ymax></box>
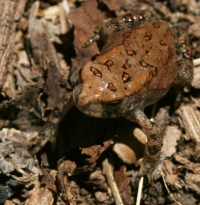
<box><xmin>107</xmin><ymin>100</ymin><xmax>122</xmax><ymax>108</ymax></box>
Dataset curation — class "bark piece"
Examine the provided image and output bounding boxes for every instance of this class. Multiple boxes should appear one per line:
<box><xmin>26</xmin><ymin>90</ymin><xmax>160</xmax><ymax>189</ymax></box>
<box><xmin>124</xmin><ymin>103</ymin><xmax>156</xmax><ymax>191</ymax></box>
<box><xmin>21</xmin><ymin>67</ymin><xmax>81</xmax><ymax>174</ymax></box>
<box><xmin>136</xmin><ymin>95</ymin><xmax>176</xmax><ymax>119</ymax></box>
<box><xmin>0</xmin><ymin>0</ymin><xmax>27</xmax><ymax>91</ymax></box>
<box><xmin>0</xmin><ymin>0</ymin><xmax>17</xmax><ymax>90</ymax></box>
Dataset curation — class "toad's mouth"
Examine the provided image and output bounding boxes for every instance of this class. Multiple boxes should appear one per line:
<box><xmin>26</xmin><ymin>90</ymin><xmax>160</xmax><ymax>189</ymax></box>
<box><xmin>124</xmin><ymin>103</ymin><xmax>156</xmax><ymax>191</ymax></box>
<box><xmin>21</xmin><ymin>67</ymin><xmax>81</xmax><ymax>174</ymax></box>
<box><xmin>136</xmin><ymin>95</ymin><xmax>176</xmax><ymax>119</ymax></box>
<box><xmin>73</xmin><ymin>84</ymin><xmax>122</xmax><ymax>118</ymax></box>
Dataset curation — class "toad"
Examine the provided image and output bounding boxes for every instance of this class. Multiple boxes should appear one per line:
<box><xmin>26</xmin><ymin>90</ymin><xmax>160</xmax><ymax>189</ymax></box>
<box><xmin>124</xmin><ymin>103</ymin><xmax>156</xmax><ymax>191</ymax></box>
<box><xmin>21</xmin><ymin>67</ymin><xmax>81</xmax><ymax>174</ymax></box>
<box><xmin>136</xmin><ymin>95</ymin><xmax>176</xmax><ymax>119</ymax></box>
<box><xmin>72</xmin><ymin>10</ymin><xmax>193</xmax><ymax>182</ymax></box>
<box><xmin>32</xmin><ymin>10</ymin><xmax>193</xmax><ymax>183</ymax></box>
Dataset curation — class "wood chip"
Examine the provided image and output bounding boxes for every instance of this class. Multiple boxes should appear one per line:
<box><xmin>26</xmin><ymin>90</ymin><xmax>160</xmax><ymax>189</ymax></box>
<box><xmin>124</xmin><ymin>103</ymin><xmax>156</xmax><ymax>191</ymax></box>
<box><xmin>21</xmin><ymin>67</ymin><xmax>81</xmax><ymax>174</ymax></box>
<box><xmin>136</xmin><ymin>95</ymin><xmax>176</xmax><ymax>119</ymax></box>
<box><xmin>177</xmin><ymin>104</ymin><xmax>200</xmax><ymax>142</ymax></box>
<box><xmin>191</xmin><ymin>66</ymin><xmax>200</xmax><ymax>89</ymax></box>
<box><xmin>161</xmin><ymin>126</ymin><xmax>181</xmax><ymax>157</ymax></box>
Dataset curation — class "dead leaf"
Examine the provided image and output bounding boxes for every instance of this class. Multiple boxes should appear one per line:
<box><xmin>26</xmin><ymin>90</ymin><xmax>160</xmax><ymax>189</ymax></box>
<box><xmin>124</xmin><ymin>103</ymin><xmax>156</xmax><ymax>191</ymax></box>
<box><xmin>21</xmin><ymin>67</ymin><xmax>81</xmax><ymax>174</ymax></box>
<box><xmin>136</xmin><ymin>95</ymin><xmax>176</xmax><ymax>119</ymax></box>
<box><xmin>163</xmin><ymin>160</ymin><xmax>179</xmax><ymax>185</ymax></box>
<box><xmin>81</xmin><ymin>140</ymin><xmax>113</xmax><ymax>165</ymax></box>
<box><xmin>102</xmin><ymin>0</ymin><xmax>127</xmax><ymax>11</ymax></box>
<box><xmin>57</xmin><ymin>160</ymin><xmax>76</xmax><ymax>204</ymax></box>
<box><xmin>68</xmin><ymin>0</ymin><xmax>104</xmax><ymax>85</ymax></box>
<box><xmin>40</xmin><ymin>168</ymin><xmax>57</xmax><ymax>193</ymax></box>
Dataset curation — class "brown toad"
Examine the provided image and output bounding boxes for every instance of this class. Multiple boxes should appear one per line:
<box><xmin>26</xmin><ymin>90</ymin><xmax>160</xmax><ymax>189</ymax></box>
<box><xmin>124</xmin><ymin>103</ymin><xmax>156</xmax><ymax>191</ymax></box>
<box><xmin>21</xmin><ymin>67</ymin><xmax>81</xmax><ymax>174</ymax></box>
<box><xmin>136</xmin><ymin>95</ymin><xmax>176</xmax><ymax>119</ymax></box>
<box><xmin>73</xmin><ymin>10</ymin><xmax>193</xmax><ymax>182</ymax></box>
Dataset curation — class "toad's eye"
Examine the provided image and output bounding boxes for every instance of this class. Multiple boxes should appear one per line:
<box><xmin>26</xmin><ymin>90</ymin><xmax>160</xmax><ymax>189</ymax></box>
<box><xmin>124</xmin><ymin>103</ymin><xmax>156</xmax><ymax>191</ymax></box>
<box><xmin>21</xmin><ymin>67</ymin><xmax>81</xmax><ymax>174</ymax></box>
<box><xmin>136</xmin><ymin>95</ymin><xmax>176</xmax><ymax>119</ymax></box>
<box><xmin>107</xmin><ymin>100</ymin><xmax>122</xmax><ymax>108</ymax></box>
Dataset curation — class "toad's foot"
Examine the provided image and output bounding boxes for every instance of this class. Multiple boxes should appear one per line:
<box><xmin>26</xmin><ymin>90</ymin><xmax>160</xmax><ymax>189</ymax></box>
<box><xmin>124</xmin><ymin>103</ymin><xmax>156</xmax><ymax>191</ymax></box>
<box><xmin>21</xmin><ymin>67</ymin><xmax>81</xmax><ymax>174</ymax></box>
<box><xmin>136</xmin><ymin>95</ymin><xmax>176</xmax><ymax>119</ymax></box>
<box><xmin>137</xmin><ymin>153</ymin><xmax>165</xmax><ymax>184</ymax></box>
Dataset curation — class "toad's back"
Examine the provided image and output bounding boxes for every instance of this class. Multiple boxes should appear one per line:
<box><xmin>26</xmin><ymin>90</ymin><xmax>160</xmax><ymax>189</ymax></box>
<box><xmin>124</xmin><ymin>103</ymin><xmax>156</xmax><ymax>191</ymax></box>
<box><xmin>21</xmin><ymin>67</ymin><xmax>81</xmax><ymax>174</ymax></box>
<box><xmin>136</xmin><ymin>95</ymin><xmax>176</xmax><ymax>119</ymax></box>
<box><xmin>98</xmin><ymin>21</ymin><xmax>177</xmax><ymax>95</ymax></box>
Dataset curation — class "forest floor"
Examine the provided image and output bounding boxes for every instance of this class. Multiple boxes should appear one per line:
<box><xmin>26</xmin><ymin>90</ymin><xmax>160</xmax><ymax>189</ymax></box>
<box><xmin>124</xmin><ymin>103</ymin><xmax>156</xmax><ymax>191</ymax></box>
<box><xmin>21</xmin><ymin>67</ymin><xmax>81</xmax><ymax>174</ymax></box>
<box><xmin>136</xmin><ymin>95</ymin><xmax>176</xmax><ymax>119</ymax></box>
<box><xmin>0</xmin><ymin>0</ymin><xmax>200</xmax><ymax>205</ymax></box>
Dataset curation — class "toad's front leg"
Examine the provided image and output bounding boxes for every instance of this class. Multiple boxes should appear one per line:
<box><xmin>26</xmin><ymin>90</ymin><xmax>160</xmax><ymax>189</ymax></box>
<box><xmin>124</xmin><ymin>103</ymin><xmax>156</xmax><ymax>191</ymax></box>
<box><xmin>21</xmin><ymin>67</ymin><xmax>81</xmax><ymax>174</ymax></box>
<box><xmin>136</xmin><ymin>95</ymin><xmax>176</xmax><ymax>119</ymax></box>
<box><xmin>31</xmin><ymin>94</ymin><xmax>73</xmax><ymax>155</ymax></box>
<box><xmin>124</xmin><ymin>109</ymin><xmax>165</xmax><ymax>183</ymax></box>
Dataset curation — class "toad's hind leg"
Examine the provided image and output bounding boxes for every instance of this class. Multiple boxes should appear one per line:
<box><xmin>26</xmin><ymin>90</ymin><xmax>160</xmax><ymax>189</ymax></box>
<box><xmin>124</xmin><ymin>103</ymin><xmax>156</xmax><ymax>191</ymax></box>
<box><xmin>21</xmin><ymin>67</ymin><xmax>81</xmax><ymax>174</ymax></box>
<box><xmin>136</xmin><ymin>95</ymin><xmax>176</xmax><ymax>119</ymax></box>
<box><xmin>82</xmin><ymin>10</ymin><xmax>155</xmax><ymax>48</ymax></box>
<box><xmin>125</xmin><ymin>109</ymin><xmax>165</xmax><ymax>183</ymax></box>
<box><xmin>31</xmin><ymin>94</ymin><xmax>73</xmax><ymax>155</ymax></box>
<box><xmin>173</xmin><ymin>27</ymin><xmax>193</xmax><ymax>86</ymax></box>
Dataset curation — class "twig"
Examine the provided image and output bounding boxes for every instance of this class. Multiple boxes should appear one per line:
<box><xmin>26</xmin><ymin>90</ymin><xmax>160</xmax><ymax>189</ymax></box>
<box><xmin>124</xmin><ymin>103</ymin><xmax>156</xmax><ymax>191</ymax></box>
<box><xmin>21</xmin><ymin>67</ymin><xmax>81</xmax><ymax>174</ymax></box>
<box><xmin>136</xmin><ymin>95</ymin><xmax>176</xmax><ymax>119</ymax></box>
<box><xmin>61</xmin><ymin>0</ymin><xmax>70</xmax><ymax>15</ymax></box>
<box><xmin>102</xmin><ymin>158</ymin><xmax>124</xmax><ymax>205</ymax></box>
<box><xmin>160</xmin><ymin>168</ymin><xmax>182</xmax><ymax>205</ymax></box>
<box><xmin>136</xmin><ymin>176</ymin><xmax>144</xmax><ymax>205</ymax></box>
